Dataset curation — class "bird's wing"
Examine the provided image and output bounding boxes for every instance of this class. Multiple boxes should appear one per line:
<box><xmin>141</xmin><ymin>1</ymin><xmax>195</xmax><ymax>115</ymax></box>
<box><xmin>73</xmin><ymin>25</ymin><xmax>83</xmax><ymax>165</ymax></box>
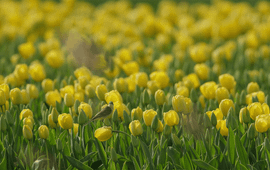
<box><xmin>92</xmin><ymin>106</ymin><xmax>112</xmax><ymax>121</ymax></box>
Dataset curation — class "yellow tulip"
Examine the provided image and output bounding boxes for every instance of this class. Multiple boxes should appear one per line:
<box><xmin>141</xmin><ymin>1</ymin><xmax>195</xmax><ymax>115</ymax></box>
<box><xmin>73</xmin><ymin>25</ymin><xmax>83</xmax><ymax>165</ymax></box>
<box><xmin>38</xmin><ymin>125</ymin><xmax>49</xmax><ymax>139</ymax></box>
<box><xmin>163</xmin><ymin>110</ymin><xmax>179</xmax><ymax>127</ymax></box>
<box><xmin>94</xmin><ymin>126</ymin><xmax>113</xmax><ymax>142</ymax></box>
<box><xmin>129</xmin><ymin>120</ymin><xmax>143</xmax><ymax>136</ymax></box>
<box><xmin>143</xmin><ymin>109</ymin><xmax>157</xmax><ymax>126</ymax></box>
<box><xmin>58</xmin><ymin>113</ymin><xmax>73</xmax><ymax>130</ymax></box>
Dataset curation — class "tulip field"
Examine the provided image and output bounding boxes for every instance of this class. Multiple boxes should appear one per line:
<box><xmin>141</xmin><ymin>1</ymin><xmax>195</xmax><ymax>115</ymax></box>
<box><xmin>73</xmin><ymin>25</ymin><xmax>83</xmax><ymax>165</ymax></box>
<box><xmin>2</xmin><ymin>0</ymin><xmax>270</xmax><ymax>169</ymax></box>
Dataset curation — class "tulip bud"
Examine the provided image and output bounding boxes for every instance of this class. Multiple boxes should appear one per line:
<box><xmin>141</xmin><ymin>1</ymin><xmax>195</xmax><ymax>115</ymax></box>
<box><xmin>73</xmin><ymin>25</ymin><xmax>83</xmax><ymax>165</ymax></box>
<box><xmin>143</xmin><ymin>89</ymin><xmax>150</xmax><ymax>105</ymax></box>
<box><xmin>10</xmin><ymin>88</ymin><xmax>22</xmax><ymax>105</ymax></box>
<box><xmin>64</xmin><ymin>93</ymin><xmax>74</xmax><ymax>107</ymax></box>
<box><xmin>5</xmin><ymin>110</ymin><xmax>14</xmax><ymax>126</ymax></box>
<box><xmin>74</xmin><ymin>99</ymin><xmax>80</xmax><ymax>116</ymax></box>
<box><xmin>155</xmin><ymin>89</ymin><xmax>166</xmax><ymax>106</ymax></box>
<box><xmin>23</xmin><ymin>125</ymin><xmax>33</xmax><ymax>140</ymax></box>
<box><xmin>164</xmin><ymin>124</ymin><xmax>171</xmax><ymax>136</ymax></box>
<box><xmin>112</xmin><ymin>109</ymin><xmax>119</xmax><ymax>122</ymax></box>
<box><xmin>189</xmin><ymin>88</ymin><xmax>197</xmax><ymax>103</ymax></box>
<box><xmin>171</xmin><ymin>133</ymin><xmax>181</xmax><ymax>147</ymax></box>
<box><xmin>96</xmin><ymin>84</ymin><xmax>107</xmax><ymax>101</ymax></box>
<box><xmin>26</xmin><ymin>84</ymin><xmax>39</xmax><ymax>99</ymax></box>
<box><xmin>131</xmin><ymin>135</ymin><xmax>139</xmax><ymax>147</ymax></box>
<box><xmin>110</xmin><ymin>147</ymin><xmax>118</xmax><ymax>162</ymax></box>
<box><xmin>85</xmin><ymin>84</ymin><xmax>95</xmax><ymax>98</ymax></box>
<box><xmin>204</xmin><ymin>113</ymin><xmax>211</xmax><ymax>128</ymax></box>
<box><xmin>38</xmin><ymin>125</ymin><xmax>49</xmax><ymax>139</ymax></box>
<box><xmin>0</xmin><ymin>116</ymin><xmax>7</xmax><ymax>132</ymax></box>
<box><xmin>48</xmin><ymin>114</ymin><xmax>57</xmax><ymax>129</ymax></box>
<box><xmin>239</xmin><ymin>90</ymin><xmax>247</xmax><ymax>105</ymax></box>
<box><xmin>51</xmin><ymin>108</ymin><xmax>59</xmax><ymax>123</ymax></box>
<box><xmin>74</xmin><ymin>141</ymin><xmax>82</xmax><ymax>155</ymax></box>
<box><xmin>211</xmin><ymin>112</ymin><xmax>217</xmax><ymax>127</ymax></box>
<box><xmin>123</xmin><ymin>110</ymin><xmax>131</xmax><ymax>125</ymax></box>
<box><xmin>151</xmin><ymin>115</ymin><xmax>159</xmax><ymax>131</ymax></box>
<box><xmin>57</xmin><ymin>138</ymin><xmax>63</xmax><ymax>151</ymax></box>
<box><xmin>247</xmin><ymin>123</ymin><xmax>257</xmax><ymax>140</ymax></box>
<box><xmin>78</xmin><ymin>109</ymin><xmax>88</xmax><ymax>125</ymax></box>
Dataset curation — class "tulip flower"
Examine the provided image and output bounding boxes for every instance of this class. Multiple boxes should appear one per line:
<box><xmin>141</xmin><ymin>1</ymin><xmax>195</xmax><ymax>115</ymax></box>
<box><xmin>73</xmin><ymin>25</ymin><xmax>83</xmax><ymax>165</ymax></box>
<box><xmin>94</xmin><ymin>126</ymin><xmax>113</xmax><ymax>142</ymax></box>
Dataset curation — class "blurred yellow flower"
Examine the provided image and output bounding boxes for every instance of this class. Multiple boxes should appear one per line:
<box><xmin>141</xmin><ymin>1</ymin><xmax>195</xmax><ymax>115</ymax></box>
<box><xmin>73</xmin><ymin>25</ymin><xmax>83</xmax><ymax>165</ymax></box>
<box><xmin>219</xmin><ymin>74</ymin><xmax>236</xmax><ymax>90</ymax></box>
<box><xmin>14</xmin><ymin>64</ymin><xmax>29</xmax><ymax>80</ymax></box>
<box><xmin>122</xmin><ymin>61</ymin><xmax>139</xmax><ymax>76</ymax></box>
<box><xmin>45</xmin><ymin>90</ymin><xmax>61</xmax><ymax>107</ymax></box>
<box><xmin>194</xmin><ymin>63</ymin><xmax>209</xmax><ymax>80</ymax></box>
<box><xmin>26</xmin><ymin>84</ymin><xmax>39</xmax><ymax>99</ymax></box>
<box><xmin>42</xmin><ymin>79</ymin><xmax>54</xmax><ymax>93</ymax></box>
<box><xmin>113</xmin><ymin>78</ymin><xmax>128</xmax><ymax>93</ymax></box>
<box><xmin>18</xmin><ymin>42</ymin><xmax>36</xmax><ymax>59</ymax></box>
<box><xmin>150</xmin><ymin>71</ymin><xmax>169</xmax><ymax>89</ymax></box>
<box><xmin>136</xmin><ymin>72</ymin><xmax>148</xmax><ymax>88</ymax></box>
<box><xmin>200</xmin><ymin>81</ymin><xmax>217</xmax><ymax>99</ymax></box>
<box><xmin>29</xmin><ymin>62</ymin><xmax>46</xmax><ymax>82</ymax></box>
<box><xmin>247</xmin><ymin>82</ymin><xmax>259</xmax><ymax>94</ymax></box>
<box><xmin>215</xmin><ymin>87</ymin><xmax>230</xmax><ymax>104</ymax></box>
<box><xmin>21</xmin><ymin>89</ymin><xmax>30</xmax><ymax>105</ymax></box>
<box><xmin>105</xmin><ymin>90</ymin><xmax>123</xmax><ymax>104</ymax></box>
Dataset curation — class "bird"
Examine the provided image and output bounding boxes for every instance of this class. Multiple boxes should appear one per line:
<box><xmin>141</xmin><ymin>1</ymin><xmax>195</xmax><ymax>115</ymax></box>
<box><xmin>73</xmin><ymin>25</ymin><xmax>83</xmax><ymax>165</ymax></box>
<box><xmin>83</xmin><ymin>101</ymin><xmax>114</xmax><ymax>126</ymax></box>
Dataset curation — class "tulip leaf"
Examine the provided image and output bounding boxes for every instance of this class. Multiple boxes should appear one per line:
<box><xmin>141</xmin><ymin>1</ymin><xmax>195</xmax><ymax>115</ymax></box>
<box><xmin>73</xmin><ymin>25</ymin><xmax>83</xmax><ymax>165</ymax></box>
<box><xmin>94</xmin><ymin>139</ymin><xmax>108</xmax><ymax>168</ymax></box>
<box><xmin>227</xmin><ymin>127</ymin><xmax>235</xmax><ymax>164</ymax></box>
<box><xmin>108</xmin><ymin>160</ymin><xmax>116</xmax><ymax>170</ymax></box>
<box><xmin>131</xmin><ymin>156</ymin><xmax>141</xmax><ymax>170</ymax></box>
<box><xmin>64</xmin><ymin>155</ymin><xmax>93</xmax><ymax>170</ymax></box>
<box><xmin>235</xmin><ymin>134</ymin><xmax>248</xmax><ymax>166</ymax></box>
<box><xmin>80</xmin><ymin>152</ymin><xmax>97</xmax><ymax>163</ymax></box>
<box><xmin>0</xmin><ymin>149</ymin><xmax>6</xmax><ymax>170</ymax></box>
<box><xmin>48</xmin><ymin>129</ymin><xmax>56</xmax><ymax>146</ymax></box>
<box><xmin>140</xmin><ymin>139</ymin><xmax>155</xmax><ymax>170</ymax></box>
<box><xmin>167</xmin><ymin>147</ymin><xmax>181</xmax><ymax>166</ymax></box>
<box><xmin>192</xmin><ymin>159</ymin><xmax>218</xmax><ymax>170</ymax></box>
<box><xmin>183</xmin><ymin>153</ymin><xmax>193</xmax><ymax>170</ymax></box>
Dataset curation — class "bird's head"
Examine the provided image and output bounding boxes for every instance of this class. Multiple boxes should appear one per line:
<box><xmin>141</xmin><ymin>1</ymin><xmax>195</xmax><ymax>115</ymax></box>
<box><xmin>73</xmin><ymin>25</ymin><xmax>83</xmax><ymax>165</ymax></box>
<box><xmin>108</xmin><ymin>101</ymin><xmax>114</xmax><ymax>110</ymax></box>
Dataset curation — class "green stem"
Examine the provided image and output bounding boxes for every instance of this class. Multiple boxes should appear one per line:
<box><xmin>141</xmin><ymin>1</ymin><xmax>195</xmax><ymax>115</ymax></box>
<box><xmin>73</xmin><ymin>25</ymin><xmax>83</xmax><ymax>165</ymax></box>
<box><xmin>112</xmin><ymin>130</ymin><xmax>131</xmax><ymax>138</ymax></box>
<box><xmin>45</xmin><ymin>140</ymin><xmax>50</xmax><ymax>170</ymax></box>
